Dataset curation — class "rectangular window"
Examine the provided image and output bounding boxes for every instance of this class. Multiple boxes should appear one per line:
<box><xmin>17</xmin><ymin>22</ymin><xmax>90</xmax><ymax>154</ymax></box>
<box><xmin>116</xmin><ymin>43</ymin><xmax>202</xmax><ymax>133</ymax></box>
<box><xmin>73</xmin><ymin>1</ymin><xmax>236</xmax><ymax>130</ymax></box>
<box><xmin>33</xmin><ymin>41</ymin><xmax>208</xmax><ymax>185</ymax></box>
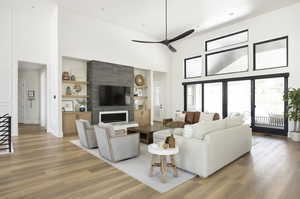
<box><xmin>186</xmin><ymin>84</ymin><xmax>202</xmax><ymax>111</ymax></box>
<box><xmin>204</xmin><ymin>82</ymin><xmax>223</xmax><ymax>118</ymax></box>
<box><xmin>184</xmin><ymin>56</ymin><xmax>202</xmax><ymax>79</ymax></box>
<box><xmin>206</xmin><ymin>46</ymin><xmax>249</xmax><ymax>76</ymax></box>
<box><xmin>205</xmin><ymin>30</ymin><xmax>248</xmax><ymax>51</ymax></box>
<box><xmin>254</xmin><ymin>36</ymin><xmax>288</xmax><ymax>70</ymax></box>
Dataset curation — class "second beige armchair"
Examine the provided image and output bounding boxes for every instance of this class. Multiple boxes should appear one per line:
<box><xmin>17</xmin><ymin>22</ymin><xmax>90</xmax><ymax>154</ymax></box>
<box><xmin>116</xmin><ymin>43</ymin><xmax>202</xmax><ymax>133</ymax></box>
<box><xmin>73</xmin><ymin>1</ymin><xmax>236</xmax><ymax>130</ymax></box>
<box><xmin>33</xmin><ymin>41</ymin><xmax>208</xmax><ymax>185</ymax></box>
<box><xmin>94</xmin><ymin>124</ymin><xmax>140</xmax><ymax>162</ymax></box>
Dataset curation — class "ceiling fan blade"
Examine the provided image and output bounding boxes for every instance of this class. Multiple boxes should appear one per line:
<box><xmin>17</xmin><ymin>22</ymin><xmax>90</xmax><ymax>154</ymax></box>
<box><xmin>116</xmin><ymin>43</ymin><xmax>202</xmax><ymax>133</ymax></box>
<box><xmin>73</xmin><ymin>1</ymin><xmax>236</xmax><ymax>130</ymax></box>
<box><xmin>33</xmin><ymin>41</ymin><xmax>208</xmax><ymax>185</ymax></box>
<box><xmin>168</xmin><ymin>29</ymin><xmax>195</xmax><ymax>43</ymax></box>
<box><xmin>132</xmin><ymin>40</ymin><xmax>161</xmax><ymax>44</ymax></box>
<box><xmin>167</xmin><ymin>44</ymin><xmax>177</xmax><ymax>52</ymax></box>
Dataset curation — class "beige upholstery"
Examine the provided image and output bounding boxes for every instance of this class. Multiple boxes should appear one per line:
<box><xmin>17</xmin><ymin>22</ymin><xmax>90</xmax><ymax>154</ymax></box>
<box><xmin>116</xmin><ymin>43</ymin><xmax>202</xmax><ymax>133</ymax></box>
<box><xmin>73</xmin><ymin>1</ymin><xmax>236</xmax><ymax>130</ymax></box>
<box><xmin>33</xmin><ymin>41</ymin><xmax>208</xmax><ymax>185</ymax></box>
<box><xmin>163</xmin><ymin>112</ymin><xmax>220</xmax><ymax>128</ymax></box>
<box><xmin>75</xmin><ymin>120</ymin><xmax>97</xmax><ymax>149</ymax></box>
<box><xmin>94</xmin><ymin>124</ymin><xmax>140</xmax><ymax>162</ymax></box>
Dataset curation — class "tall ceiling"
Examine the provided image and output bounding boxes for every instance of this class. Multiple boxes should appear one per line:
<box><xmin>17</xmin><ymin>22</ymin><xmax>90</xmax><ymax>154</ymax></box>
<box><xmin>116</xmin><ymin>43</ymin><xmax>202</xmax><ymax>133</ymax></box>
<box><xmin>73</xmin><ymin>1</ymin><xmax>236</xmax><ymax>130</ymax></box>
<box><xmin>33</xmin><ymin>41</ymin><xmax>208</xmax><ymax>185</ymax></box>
<box><xmin>56</xmin><ymin>0</ymin><xmax>300</xmax><ymax>40</ymax></box>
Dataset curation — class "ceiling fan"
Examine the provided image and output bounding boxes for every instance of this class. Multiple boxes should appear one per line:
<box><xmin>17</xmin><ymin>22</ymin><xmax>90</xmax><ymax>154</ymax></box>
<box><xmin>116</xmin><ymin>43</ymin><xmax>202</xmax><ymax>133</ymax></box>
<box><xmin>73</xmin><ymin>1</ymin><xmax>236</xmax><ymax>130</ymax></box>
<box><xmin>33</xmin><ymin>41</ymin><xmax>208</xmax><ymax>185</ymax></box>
<box><xmin>132</xmin><ymin>0</ymin><xmax>195</xmax><ymax>52</ymax></box>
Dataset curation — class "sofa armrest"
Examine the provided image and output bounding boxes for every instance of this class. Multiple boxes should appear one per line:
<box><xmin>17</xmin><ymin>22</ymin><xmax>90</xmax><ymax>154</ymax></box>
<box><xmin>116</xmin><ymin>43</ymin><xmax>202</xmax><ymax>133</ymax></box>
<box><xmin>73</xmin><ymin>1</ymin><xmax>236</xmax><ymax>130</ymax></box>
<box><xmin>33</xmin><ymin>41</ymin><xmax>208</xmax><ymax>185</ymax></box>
<box><xmin>163</xmin><ymin>118</ymin><xmax>173</xmax><ymax>126</ymax></box>
<box><xmin>203</xmin><ymin>125</ymin><xmax>252</xmax><ymax>177</ymax></box>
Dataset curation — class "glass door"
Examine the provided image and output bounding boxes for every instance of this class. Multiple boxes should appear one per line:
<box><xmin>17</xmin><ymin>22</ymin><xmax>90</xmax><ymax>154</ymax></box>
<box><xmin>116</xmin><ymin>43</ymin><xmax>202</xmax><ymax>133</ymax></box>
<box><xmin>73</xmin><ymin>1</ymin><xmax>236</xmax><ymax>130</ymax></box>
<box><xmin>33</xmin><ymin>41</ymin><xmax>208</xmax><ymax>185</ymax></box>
<box><xmin>186</xmin><ymin>84</ymin><xmax>202</xmax><ymax>111</ymax></box>
<box><xmin>254</xmin><ymin>77</ymin><xmax>286</xmax><ymax>132</ymax></box>
<box><xmin>204</xmin><ymin>82</ymin><xmax>223</xmax><ymax>118</ymax></box>
<box><xmin>227</xmin><ymin>80</ymin><xmax>251</xmax><ymax>124</ymax></box>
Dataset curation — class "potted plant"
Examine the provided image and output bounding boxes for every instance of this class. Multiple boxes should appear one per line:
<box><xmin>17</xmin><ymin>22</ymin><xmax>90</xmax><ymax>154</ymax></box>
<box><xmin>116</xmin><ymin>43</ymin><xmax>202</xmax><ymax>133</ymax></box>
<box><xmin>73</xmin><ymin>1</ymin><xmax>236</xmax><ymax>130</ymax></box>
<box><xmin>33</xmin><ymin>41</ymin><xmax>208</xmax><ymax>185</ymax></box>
<box><xmin>76</xmin><ymin>99</ymin><xmax>87</xmax><ymax>112</ymax></box>
<box><xmin>284</xmin><ymin>88</ymin><xmax>300</xmax><ymax>141</ymax></box>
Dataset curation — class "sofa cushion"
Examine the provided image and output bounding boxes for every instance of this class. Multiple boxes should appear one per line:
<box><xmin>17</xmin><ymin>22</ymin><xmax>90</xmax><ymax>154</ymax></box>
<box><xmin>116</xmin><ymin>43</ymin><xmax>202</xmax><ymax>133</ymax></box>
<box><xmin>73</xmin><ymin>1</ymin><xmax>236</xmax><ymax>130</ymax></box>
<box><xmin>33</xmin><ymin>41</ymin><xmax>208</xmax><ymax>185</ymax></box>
<box><xmin>200</xmin><ymin>112</ymin><xmax>215</xmax><ymax>122</ymax></box>
<box><xmin>192</xmin><ymin>119</ymin><xmax>227</xmax><ymax>140</ymax></box>
<box><xmin>225</xmin><ymin>115</ymin><xmax>244</xmax><ymax>128</ymax></box>
<box><xmin>183</xmin><ymin>125</ymin><xmax>194</xmax><ymax>138</ymax></box>
<box><xmin>193</xmin><ymin>112</ymin><xmax>201</xmax><ymax>123</ymax></box>
<box><xmin>174</xmin><ymin>128</ymin><xmax>184</xmax><ymax>136</ymax></box>
<box><xmin>175</xmin><ymin>112</ymin><xmax>186</xmax><ymax>122</ymax></box>
<box><xmin>166</xmin><ymin>121</ymin><xmax>185</xmax><ymax>128</ymax></box>
<box><xmin>185</xmin><ymin>112</ymin><xmax>195</xmax><ymax>124</ymax></box>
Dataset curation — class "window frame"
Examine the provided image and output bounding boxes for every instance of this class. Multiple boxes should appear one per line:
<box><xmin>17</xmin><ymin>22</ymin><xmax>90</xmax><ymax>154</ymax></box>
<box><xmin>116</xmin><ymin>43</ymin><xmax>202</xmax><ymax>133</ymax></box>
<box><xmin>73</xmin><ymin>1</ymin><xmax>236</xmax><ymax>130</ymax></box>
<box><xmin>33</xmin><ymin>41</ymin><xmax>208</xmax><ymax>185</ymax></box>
<box><xmin>184</xmin><ymin>55</ymin><xmax>203</xmax><ymax>79</ymax></box>
<box><xmin>205</xmin><ymin>45</ymin><xmax>249</xmax><ymax>76</ymax></box>
<box><xmin>205</xmin><ymin>29</ymin><xmax>249</xmax><ymax>52</ymax></box>
<box><xmin>253</xmin><ymin>36</ymin><xmax>288</xmax><ymax>71</ymax></box>
<box><xmin>183</xmin><ymin>73</ymin><xmax>289</xmax><ymax>135</ymax></box>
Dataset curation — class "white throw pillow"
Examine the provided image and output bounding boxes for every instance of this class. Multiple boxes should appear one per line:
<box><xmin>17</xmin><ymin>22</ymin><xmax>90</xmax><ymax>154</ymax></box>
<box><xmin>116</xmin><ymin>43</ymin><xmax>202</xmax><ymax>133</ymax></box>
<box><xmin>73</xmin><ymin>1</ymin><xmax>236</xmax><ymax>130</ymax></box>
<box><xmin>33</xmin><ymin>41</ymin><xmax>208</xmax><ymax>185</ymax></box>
<box><xmin>225</xmin><ymin>115</ymin><xmax>244</xmax><ymax>128</ymax></box>
<box><xmin>173</xmin><ymin>128</ymin><xmax>184</xmax><ymax>136</ymax></box>
<box><xmin>200</xmin><ymin>112</ymin><xmax>215</xmax><ymax>122</ymax></box>
<box><xmin>192</xmin><ymin>119</ymin><xmax>227</xmax><ymax>140</ymax></box>
<box><xmin>175</xmin><ymin>112</ymin><xmax>186</xmax><ymax>122</ymax></box>
<box><xmin>183</xmin><ymin>125</ymin><xmax>193</xmax><ymax>138</ymax></box>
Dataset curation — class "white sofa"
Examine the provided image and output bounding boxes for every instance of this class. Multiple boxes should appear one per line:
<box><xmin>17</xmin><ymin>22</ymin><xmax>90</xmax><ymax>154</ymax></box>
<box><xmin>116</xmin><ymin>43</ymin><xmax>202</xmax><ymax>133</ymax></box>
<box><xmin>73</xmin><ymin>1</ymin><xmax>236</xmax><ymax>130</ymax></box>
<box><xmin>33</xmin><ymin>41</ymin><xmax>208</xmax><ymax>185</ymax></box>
<box><xmin>154</xmin><ymin>121</ymin><xmax>252</xmax><ymax>178</ymax></box>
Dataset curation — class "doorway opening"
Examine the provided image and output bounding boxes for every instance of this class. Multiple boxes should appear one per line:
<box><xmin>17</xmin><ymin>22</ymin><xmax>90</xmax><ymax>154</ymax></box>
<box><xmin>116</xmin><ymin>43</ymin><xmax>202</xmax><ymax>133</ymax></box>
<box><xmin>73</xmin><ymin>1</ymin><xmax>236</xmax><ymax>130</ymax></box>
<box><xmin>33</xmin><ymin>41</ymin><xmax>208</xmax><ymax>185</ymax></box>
<box><xmin>153</xmin><ymin>72</ymin><xmax>167</xmax><ymax>122</ymax></box>
<box><xmin>18</xmin><ymin>61</ymin><xmax>47</xmax><ymax>135</ymax></box>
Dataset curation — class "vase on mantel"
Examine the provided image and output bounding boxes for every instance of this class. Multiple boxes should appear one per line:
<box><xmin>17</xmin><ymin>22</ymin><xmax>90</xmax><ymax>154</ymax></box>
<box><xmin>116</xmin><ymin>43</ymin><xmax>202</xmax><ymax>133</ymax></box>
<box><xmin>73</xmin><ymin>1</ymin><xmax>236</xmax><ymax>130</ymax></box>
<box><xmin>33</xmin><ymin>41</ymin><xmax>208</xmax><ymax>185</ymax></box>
<box><xmin>79</xmin><ymin>105</ymin><xmax>86</xmax><ymax>112</ymax></box>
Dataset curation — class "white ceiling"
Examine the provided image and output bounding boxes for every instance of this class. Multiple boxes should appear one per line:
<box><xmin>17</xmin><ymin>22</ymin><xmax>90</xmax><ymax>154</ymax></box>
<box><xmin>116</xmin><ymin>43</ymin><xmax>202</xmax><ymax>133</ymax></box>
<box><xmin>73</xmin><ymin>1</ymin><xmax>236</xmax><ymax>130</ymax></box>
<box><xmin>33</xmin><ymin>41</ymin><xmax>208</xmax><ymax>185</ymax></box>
<box><xmin>56</xmin><ymin>0</ymin><xmax>300</xmax><ymax>40</ymax></box>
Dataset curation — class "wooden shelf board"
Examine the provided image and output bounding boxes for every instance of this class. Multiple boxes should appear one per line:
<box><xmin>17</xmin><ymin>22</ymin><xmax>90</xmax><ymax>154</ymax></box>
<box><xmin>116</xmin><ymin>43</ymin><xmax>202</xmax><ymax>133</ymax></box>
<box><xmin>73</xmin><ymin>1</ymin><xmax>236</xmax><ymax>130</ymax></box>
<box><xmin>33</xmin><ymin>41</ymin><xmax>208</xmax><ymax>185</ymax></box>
<box><xmin>62</xmin><ymin>95</ymin><xmax>89</xmax><ymax>98</ymax></box>
<box><xmin>134</xmin><ymin>86</ymin><xmax>148</xmax><ymax>89</ymax></box>
<box><xmin>133</xmin><ymin>96</ymin><xmax>148</xmax><ymax>100</ymax></box>
<box><xmin>63</xmin><ymin>80</ymin><xmax>89</xmax><ymax>84</ymax></box>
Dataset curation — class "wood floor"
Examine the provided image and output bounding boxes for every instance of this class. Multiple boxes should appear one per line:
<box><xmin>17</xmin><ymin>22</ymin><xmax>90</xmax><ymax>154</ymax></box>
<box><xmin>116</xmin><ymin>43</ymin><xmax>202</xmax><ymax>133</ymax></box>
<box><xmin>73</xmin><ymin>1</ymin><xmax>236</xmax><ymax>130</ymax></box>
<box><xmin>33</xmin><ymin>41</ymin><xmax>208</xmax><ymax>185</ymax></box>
<box><xmin>0</xmin><ymin>132</ymin><xmax>300</xmax><ymax>199</ymax></box>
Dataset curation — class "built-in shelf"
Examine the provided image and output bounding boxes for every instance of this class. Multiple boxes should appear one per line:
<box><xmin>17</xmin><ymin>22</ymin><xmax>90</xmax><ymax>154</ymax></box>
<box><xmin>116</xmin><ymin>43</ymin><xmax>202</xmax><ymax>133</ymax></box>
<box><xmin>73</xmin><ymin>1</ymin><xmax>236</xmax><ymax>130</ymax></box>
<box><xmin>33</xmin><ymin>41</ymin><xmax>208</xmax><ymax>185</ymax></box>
<box><xmin>134</xmin><ymin>85</ymin><xmax>148</xmax><ymax>89</ymax></box>
<box><xmin>63</xmin><ymin>95</ymin><xmax>89</xmax><ymax>98</ymax></box>
<box><xmin>133</xmin><ymin>96</ymin><xmax>147</xmax><ymax>100</ymax></box>
<box><xmin>63</xmin><ymin>80</ymin><xmax>89</xmax><ymax>84</ymax></box>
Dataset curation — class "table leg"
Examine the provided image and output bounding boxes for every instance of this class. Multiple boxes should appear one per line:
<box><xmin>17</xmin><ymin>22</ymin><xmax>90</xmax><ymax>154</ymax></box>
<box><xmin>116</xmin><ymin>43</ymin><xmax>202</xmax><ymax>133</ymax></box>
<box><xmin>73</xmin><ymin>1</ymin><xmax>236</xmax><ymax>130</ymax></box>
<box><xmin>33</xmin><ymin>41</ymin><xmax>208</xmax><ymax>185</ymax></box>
<box><xmin>160</xmin><ymin>156</ymin><xmax>167</xmax><ymax>183</ymax></box>
<box><xmin>171</xmin><ymin>155</ymin><xmax>178</xmax><ymax>177</ymax></box>
<box><xmin>149</xmin><ymin>154</ymin><xmax>156</xmax><ymax>177</ymax></box>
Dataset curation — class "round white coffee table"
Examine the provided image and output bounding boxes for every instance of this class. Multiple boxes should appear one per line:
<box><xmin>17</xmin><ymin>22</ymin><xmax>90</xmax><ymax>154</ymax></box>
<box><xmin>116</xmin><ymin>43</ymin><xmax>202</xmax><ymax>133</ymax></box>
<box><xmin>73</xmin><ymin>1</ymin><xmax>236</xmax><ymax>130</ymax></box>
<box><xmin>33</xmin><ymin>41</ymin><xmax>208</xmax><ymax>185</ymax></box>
<box><xmin>148</xmin><ymin>143</ymin><xmax>179</xmax><ymax>183</ymax></box>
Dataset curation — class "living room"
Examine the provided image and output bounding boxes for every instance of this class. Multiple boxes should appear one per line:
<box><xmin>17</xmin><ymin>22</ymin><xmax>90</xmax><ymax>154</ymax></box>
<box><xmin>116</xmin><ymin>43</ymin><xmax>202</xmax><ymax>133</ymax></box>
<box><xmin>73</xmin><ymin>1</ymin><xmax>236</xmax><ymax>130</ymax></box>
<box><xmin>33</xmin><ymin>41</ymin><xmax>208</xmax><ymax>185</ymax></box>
<box><xmin>1</xmin><ymin>0</ymin><xmax>300</xmax><ymax>198</ymax></box>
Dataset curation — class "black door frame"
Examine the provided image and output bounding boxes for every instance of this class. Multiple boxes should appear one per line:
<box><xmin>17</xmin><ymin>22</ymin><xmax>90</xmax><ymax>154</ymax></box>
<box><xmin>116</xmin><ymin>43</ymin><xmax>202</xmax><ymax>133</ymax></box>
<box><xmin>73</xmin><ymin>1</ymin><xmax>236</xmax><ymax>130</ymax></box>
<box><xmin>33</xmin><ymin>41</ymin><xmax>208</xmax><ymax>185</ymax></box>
<box><xmin>183</xmin><ymin>73</ymin><xmax>289</xmax><ymax>135</ymax></box>
<box><xmin>251</xmin><ymin>76</ymin><xmax>289</xmax><ymax>135</ymax></box>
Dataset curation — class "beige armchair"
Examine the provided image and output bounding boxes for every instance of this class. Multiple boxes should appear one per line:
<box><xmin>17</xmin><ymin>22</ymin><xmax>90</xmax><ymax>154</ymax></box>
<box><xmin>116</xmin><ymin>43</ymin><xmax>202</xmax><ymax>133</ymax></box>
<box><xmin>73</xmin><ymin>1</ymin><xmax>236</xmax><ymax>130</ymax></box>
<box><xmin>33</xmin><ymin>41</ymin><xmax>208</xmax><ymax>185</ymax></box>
<box><xmin>75</xmin><ymin>120</ymin><xmax>98</xmax><ymax>149</ymax></box>
<box><xmin>94</xmin><ymin>124</ymin><xmax>140</xmax><ymax>162</ymax></box>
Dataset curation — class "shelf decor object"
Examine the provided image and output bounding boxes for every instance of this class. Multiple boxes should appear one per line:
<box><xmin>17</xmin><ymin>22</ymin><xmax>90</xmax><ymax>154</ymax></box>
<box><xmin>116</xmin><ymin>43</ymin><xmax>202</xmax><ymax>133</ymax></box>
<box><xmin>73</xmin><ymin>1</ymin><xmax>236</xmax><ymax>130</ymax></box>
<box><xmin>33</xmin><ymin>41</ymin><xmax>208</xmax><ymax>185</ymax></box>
<box><xmin>62</xmin><ymin>100</ymin><xmax>74</xmax><ymax>112</ymax></box>
<box><xmin>62</xmin><ymin>72</ymin><xmax>70</xmax><ymax>80</ymax></box>
<box><xmin>135</xmin><ymin>74</ymin><xmax>145</xmax><ymax>86</ymax></box>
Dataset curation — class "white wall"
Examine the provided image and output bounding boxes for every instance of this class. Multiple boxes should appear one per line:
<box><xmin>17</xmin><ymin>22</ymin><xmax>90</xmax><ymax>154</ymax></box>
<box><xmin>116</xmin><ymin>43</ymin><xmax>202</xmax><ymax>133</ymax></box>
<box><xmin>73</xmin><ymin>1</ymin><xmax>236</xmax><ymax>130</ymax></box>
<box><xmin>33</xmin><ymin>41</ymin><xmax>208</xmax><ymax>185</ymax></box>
<box><xmin>40</xmin><ymin>67</ymin><xmax>47</xmax><ymax>128</ymax></box>
<box><xmin>18</xmin><ymin>68</ymin><xmax>41</xmax><ymax>124</ymax></box>
<box><xmin>59</xmin><ymin>8</ymin><xmax>171</xmax><ymax>73</ymax></box>
<box><xmin>170</xmin><ymin>3</ymin><xmax>300</xmax><ymax>113</ymax></box>
<box><xmin>0</xmin><ymin>0</ymin><xmax>12</xmax><ymax>116</ymax></box>
<box><xmin>1</xmin><ymin>0</ymin><xmax>61</xmax><ymax>136</ymax></box>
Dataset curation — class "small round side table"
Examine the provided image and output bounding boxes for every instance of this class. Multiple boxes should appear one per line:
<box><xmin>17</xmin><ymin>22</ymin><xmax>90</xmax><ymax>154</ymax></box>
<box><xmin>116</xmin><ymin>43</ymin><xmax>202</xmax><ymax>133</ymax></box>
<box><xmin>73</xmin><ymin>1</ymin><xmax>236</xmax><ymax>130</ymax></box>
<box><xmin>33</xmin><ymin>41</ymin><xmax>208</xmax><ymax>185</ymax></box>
<box><xmin>148</xmin><ymin>143</ymin><xmax>179</xmax><ymax>183</ymax></box>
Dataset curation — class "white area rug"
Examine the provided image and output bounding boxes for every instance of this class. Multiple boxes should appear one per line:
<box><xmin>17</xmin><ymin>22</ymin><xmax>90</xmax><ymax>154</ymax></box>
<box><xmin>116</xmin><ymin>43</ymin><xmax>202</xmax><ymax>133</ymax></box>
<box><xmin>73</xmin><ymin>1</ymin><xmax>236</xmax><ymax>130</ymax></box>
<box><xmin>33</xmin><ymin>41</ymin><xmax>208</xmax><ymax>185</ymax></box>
<box><xmin>70</xmin><ymin>140</ymin><xmax>196</xmax><ymax>193</ymax></box>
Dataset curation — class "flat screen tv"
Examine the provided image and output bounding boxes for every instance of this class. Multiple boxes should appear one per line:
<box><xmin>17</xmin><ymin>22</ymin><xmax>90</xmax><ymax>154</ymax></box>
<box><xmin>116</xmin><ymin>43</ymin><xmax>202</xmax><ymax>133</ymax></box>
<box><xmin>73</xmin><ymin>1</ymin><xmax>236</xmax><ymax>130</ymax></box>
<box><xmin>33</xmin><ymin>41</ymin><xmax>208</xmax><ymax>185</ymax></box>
<box><xmin>99</xmin><ymin>85</ymin><xmax>131</xmax><ymax>106</ymax></box>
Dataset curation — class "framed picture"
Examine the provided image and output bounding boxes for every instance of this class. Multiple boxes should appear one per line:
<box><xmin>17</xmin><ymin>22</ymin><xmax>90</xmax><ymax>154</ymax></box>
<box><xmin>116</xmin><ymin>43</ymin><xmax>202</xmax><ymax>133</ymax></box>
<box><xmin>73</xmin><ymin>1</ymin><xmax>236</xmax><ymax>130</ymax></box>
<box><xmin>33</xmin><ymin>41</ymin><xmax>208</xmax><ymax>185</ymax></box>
<box><xmin>62</xmin><ymin>100</ymin><xmax>74</xmax><ymax>112</ymax></box>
